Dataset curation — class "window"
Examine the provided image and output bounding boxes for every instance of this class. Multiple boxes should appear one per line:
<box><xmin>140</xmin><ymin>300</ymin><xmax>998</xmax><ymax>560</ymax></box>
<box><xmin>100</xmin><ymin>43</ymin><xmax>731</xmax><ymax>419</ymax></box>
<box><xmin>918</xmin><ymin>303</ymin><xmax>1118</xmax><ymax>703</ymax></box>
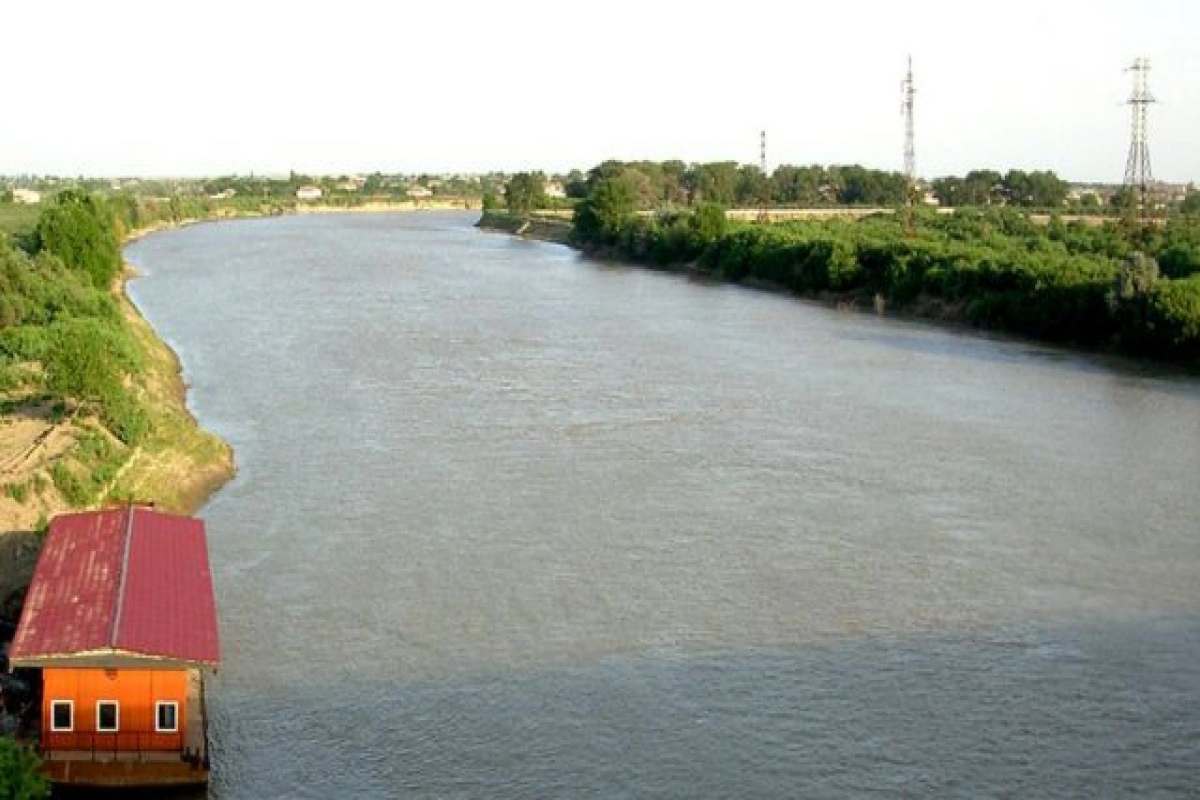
<box><xmin>156</xmin><ymin>701</ymin><xmax>179</xmax><ymax>733</ymax></box>
<box><xmin>97</xmin><ymin>701</ymin><xmax>119</xmax><ymax>732</ymax></box>
<box><xmin>51</xmin><ymin>700</ymin><xmax>73</xmax><ymax>732</ymax></box>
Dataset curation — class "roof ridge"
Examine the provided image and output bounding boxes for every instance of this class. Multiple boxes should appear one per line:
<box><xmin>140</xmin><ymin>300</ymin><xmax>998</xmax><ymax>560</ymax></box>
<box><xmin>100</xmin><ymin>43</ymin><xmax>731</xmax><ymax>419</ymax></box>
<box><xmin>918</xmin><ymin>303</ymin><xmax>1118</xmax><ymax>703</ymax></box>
<box><xmin>108</xmin><ymin>505</ymin><xmax>136</xmax><ymax>647</ymax></box>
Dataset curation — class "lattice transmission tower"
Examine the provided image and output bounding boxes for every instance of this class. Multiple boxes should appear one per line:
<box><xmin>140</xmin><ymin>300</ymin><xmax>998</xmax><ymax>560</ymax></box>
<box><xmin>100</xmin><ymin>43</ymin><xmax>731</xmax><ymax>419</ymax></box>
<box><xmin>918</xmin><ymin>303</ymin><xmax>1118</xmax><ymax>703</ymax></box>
<box><xmin>901</xmin><ymin>56</ymin><xmax>916</xmax><ymax>231</ymax></box>
<box><xmin>1123</xmin><ymin>57</ymin><xmax>1155</xmax><ymax>212</ymax></box>
<box><xmin>902</xmin><ymin>56</ymin><xmax>916</xmax><ymax>183</ymax></box>
<box><xmin>758</xmin><ymin>129</ymin><xmax>770</xmax><ymax>222</ymax></box>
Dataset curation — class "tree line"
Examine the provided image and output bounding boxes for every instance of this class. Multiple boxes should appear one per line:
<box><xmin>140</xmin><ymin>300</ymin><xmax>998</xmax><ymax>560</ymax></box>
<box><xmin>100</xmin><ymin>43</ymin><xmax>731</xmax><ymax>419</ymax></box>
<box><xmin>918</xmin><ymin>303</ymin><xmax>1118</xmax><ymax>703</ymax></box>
<box><xmin>502</xmin><ymin>161</ymin><xmax>1100</xmax><ymax>214</ymax></box>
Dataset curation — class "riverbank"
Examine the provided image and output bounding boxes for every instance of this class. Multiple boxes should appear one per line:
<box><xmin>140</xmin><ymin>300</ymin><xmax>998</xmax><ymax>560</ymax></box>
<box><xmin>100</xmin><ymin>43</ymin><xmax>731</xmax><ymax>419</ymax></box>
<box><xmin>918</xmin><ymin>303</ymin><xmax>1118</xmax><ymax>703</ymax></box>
<box><xmin>0</xmin><ymin>226</ymin><xmax>234</xmax><ymax>616</ymax></box>
<box><xmin>475</xmin><ymin>210</ymin><xmax>572</xmax><ymax>244</ymax></box>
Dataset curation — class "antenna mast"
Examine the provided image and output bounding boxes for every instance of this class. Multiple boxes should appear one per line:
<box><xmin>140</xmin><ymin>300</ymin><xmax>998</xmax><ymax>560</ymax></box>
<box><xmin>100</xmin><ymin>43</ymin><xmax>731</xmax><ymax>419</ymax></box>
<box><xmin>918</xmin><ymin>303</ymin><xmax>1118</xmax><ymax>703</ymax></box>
<box><xmin>1122</xmin><ymin>57</ymin><xmax>1155</xmax><ymax>215</ymax></box>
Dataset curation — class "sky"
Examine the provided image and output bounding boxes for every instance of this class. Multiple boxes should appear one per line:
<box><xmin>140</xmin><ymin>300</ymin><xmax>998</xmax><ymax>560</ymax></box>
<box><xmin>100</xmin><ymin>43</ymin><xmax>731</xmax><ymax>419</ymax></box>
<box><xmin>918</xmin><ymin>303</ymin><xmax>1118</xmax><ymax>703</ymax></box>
<box><xmin>3</xmin><ymin>0</ymin><xmax>1197</xmax><ymax>183</ymax></box>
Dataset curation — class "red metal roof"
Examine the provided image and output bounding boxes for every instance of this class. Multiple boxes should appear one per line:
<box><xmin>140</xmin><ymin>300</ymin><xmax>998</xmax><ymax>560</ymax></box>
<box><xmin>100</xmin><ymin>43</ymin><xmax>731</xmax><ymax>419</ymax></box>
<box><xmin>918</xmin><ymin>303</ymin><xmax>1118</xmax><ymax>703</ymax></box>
<box><xmin>9</xmin><ymin>507</ymin><xmax>220</xmax><ymax>667</ymax></box>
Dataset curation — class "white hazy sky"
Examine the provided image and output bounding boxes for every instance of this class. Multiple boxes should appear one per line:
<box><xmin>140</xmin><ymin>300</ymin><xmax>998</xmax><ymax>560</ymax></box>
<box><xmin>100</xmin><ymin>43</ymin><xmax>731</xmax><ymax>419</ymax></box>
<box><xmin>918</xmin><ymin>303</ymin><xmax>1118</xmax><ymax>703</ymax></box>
<box><xmin>3</xmin><ymin>0</ymin><xmax>1197</xmax><ymax>182</ymax></box>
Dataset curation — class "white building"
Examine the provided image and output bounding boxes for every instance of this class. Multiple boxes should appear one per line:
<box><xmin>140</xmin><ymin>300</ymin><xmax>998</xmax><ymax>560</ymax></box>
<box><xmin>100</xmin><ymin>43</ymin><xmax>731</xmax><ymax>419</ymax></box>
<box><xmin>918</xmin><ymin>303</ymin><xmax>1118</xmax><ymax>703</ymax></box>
<box><xmin>12</xmin><ymin>189</ymin><xmax>41</xmax><ymax>204</ymax></box>
<box><xmin>295</xmin><ymin>186</ymin><xmax>323</xmax><ymax>201</ymax></box>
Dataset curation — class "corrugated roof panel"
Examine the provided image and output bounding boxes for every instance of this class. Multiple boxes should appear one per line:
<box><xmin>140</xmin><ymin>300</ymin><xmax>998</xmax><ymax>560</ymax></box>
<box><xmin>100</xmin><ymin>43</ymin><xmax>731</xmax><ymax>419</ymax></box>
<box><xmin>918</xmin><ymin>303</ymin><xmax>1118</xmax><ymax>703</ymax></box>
<box><xmin>9</xmin><ymin>507</ymin><xmax>220</xmax><ymax>667</ymax></box>
<box><xmin>117</xmin><ymin>508</ymin><xmax>220</xmax><ymax>665</ymax></box>
<box><xmin>9</xmin><ymin>509</ymin><xmax>126</xmax><ymax>660</ymax></box>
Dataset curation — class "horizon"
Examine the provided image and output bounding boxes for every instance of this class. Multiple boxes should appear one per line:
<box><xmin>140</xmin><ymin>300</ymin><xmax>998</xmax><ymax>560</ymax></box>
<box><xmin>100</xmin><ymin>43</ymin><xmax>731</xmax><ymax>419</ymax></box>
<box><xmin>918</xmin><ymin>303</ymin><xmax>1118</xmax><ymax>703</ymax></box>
<box><xmin>4</xmin><ymin>1</ymin><xmax>1198</xmax><ymax>184</ymax></box>
<box><xmin>2</xmin><ymin>167</ymin><xmax>1194</xmax><ymax>189</ymax></box>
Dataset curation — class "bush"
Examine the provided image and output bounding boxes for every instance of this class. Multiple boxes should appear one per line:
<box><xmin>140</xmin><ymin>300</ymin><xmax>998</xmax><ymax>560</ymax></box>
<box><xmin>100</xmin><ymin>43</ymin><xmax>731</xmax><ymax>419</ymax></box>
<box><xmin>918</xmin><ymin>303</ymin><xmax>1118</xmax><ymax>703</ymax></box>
<box><xmin>1143</xmin><ymin>277</ymin><xmax>1200</xmax><ymax>359</ymax></box>
<box><xmin>50</xmin><ymin>462</ymin><xmax>89</xmax><ymax>507</ymax></box>
<box><xmin>101</xmin><ymin>391</ymin><xmax>151</xmax><ymax>445</ymax></box>
<box><xmin>0</xmin><ymin>736</ymin><xmax>50</xmax><ymax>799</ymax></box>
<box><xmin>690</xmin><ymin>203</ymin><xmax>727</xmax><ymax>244</ymax></box>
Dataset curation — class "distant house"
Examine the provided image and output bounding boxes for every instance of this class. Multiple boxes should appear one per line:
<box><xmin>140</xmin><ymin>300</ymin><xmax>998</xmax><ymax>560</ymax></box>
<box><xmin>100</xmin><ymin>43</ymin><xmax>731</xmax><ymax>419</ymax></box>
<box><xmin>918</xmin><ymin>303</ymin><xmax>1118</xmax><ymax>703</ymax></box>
<box><xmin>8</xmin><ymin>506</ymin><xmax>221</xmax><ymax>788</ymax></box>
<box><xmin>543</xmin><ymin>182</ymin><xmax>566</xmax><ymax>199</ymax></box>
<box><xmin>208</xmin><ymin>189</ymin><xmax>236</xmax><ymax>200</ymax></box>
<box><xmin>12</xmin><ymin>188</ymin><xmax>41</xmax><ymax>204</ymax></box>
<box><xmin>295</xmin><ymin>186</ymin><xmax>323</xmax><ymax>201</ymax></box>
<box><xmin>406</xmin><ymin>186</ymin><xmax>433</xmax><ymax>199</ymax></box>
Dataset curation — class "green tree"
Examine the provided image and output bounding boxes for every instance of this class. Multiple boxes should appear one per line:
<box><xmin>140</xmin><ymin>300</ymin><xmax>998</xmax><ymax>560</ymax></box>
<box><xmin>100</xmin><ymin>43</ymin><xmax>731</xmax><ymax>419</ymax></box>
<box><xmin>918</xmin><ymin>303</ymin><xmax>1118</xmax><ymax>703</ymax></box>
<box><xmin>692</xmin><ymin>162</ymin><xmax>740</xmax><ymax>206</ymax></box>
<box><xmin>690</xmin><ymin>202</ymin><xmax>727</xmax><ymax>243</ymax></box>
<box><xmin>1002</xmin><ymin>169</ymin><xmax>1067</xmax><ymax>208</ymax></box>
<box><xmin>735</xmin><ymin>165</ymin><xmax>769</xmax><ymax>207</ymax></box>
<box><xmin>931</xmin><ymin>175</ymin><xmax>965</xmax><ymax>207</ymax></box>
<box><xmin>772</xmin><ymin>165</ymin><xmax>823</xmax><ymax>206</ymax></box>
<box><xmin>0</xmin><ymin>736</ymin><xmax>50</xmax><ymax>800</ymax></box>
<box><xmin>1181</xmin><ymin>191</ymin><xmax>1200</xmax><ymax>216</ymax></box>
<box><xmin>33</xmin><ymin>190</ymin><xmax>121</xmax><ymax>289</ymax></box>
<box><xmin>1110</xmin><ymin>251</ymin><xmax>1160</xmax><ymax>307</ymax></box>
<box><xmin>659</xmin><ymin>160</ymin><xmax>689</xmax><ymax>206</ymax></box>
<box><xmin>563</xmin><ymin>170</ymin><xmax>588</xmax><ymax>199</ymax></box>
<box><xmin>43</xmin><ymin>318</ymin><xmax>124</xmax><ymax>409</ymax></box>
<box><xmin>959</xmin><ymin>170</ymin><xmax>1003</xmax><ymax>205</ymax></box>
<box><xmin>573</xmin><ymin>172</ymin><xmax>638</xmax><ymax>242</ymax></box>
<box><xmin>505</xmin><ymin>172</ymin><xmax>547</xmax><ymax>216</ymax></box>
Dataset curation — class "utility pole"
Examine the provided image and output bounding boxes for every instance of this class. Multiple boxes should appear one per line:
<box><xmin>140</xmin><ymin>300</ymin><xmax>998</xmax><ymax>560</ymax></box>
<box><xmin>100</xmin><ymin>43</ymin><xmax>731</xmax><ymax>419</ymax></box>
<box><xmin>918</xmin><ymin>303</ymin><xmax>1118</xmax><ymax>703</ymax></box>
<box><xmin>901</xmin><ymin>55</ymin><xmax>916</xmax><ymax>233</ymax></box>
<box><xmin>1123</xmin><ymin>57</ymin><xmax>1155</xmax><ymax>219</ymax></box>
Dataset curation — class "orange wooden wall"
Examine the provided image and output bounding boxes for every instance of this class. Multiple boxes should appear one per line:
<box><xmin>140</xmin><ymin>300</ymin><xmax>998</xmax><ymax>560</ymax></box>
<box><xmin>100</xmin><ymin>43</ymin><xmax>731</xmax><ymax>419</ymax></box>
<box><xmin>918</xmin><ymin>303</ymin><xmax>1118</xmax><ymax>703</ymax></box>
<box><xmin>42</xmin><ymin>667</ymin><xmax>188</xmax><ymax>752</ymax></box>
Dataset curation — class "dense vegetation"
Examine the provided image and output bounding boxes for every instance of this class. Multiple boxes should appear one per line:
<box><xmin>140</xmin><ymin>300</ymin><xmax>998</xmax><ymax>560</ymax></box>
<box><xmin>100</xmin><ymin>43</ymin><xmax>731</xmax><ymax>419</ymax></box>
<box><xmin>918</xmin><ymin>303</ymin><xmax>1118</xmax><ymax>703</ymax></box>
<box><xmin>568</xmin><ymin>161</ymin><xmax>1200</xmax><ymax>365</ymax></box>
<box><xmin>0</xmin><ymin>735</ymin><xmax>49</xmax><ymax>799</ymax></box>
<box><xmin>0</xmin><ymin>193</ymin><xmax>152</xmax><ymax>442</ymax></box>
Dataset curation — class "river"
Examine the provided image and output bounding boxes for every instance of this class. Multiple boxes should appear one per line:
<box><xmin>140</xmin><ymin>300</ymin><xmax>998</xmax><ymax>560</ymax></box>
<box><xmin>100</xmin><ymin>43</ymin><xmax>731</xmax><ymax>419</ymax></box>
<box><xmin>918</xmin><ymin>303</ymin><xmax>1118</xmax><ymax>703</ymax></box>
<box><xmin>125</xmin><ymin>211</ymin><xmax>1200</xmax><ymax>798</ymax></box>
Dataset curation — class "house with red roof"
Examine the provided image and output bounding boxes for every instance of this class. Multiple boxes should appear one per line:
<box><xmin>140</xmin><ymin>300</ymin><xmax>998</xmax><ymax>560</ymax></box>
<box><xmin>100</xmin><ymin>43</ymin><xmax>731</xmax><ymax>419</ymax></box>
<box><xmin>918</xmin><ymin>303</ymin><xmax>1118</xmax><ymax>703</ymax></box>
<box><xmin>8</xmin><ymin>505</ymin><xmax>220</xmax><ymax>787</ymax></box>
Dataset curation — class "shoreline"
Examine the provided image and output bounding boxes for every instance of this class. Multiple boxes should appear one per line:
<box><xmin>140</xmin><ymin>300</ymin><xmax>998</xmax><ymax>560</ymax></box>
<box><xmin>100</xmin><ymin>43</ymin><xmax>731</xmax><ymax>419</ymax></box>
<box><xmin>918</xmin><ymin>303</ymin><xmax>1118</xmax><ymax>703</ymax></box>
<box><xmin>114</xmin><ymin>266</ymin><xmax>235</xmax><ymax>513</ymax></box>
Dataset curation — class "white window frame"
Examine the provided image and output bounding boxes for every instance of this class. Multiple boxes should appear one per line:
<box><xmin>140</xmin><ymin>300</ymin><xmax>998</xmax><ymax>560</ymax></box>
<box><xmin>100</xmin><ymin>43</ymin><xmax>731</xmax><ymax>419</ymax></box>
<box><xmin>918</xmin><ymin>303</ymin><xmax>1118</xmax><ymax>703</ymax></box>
<box><xmin>50</xmin><ymin>700</ymin><xmax>73</xmax><ymax>732</ymax></box>
<box><xmin>96</xmin><ymin>700</ymin><xmax>119</xmax><ymax>732</ymax></box>
<box><xmin>155</xmin><ymin>701</ymin><xmax>179</xmax><ymax>733</ymax></box>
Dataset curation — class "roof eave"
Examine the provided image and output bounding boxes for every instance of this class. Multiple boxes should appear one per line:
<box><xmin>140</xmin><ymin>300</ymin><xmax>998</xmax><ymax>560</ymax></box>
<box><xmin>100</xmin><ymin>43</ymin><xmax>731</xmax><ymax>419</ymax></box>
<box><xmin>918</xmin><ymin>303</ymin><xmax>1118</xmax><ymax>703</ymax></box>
<box><xmin>8</xmin><ymin>648</ymin><xmax>219</xmax><ymax>671</ymax></box>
